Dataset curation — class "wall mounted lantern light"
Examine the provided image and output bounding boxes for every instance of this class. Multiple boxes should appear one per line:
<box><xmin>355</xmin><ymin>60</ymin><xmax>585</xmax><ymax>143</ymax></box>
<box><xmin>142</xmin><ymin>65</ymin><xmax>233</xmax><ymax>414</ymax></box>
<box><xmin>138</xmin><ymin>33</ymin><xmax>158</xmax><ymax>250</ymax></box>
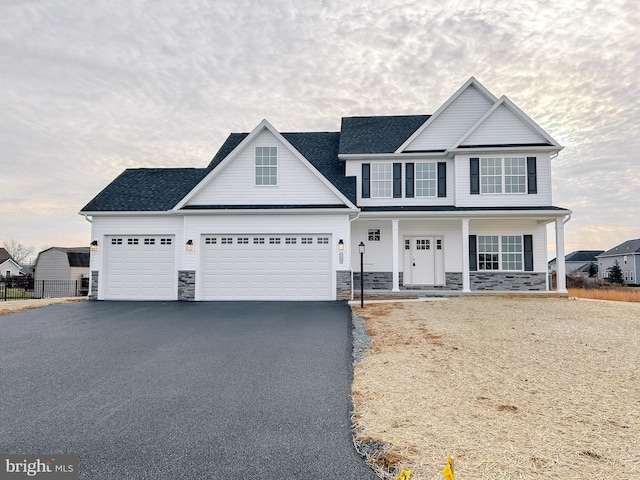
<box><xmin>186</xmin><ymin>239</ymin><xmax>194</xmax><ymax>251</ymax></box>
<box><xmin>90</xmin><ymin>240</ymin><xmax>98</xmax><ymax>252</ymax></box>
<box><xmin>338</xmin><ymin>239</ymin><xmax>345</xmax><ymax>264</ymax></box>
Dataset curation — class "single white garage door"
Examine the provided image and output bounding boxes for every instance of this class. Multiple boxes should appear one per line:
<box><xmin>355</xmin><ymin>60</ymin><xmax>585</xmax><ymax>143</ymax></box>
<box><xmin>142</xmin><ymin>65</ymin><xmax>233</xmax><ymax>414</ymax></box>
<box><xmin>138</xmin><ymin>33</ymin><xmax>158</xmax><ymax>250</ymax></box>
<box><xmin>200</xmin><ymin>234</ymin><xmax>332</xmax><ymax>300</ymax></box>
<box><xmin>104</xmin><ymin>235</ymin><xmax>176</xmax><ymax>300</ymax></box>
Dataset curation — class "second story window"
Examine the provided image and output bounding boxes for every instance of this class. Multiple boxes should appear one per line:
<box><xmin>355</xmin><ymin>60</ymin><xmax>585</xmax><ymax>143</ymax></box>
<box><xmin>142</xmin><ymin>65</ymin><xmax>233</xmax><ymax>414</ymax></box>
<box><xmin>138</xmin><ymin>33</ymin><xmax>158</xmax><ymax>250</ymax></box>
<box><xmin>255</xmin><ymin>147</ymin><xmax>277</xmax><ymax>186</ymax></box>
<box><xmin>416</xmin><ymin>163</ymin><xmax>437</xmax><ymax>197</ymax></box>
<box><xmin>371</xmin><ymin>164</ymin><xmax>392</xmax><ymax>198</ymax></box>
<box><xmin>480</xmin><ymin>157</ymin><xmax>526</xmax><ymax>194</ymax></box>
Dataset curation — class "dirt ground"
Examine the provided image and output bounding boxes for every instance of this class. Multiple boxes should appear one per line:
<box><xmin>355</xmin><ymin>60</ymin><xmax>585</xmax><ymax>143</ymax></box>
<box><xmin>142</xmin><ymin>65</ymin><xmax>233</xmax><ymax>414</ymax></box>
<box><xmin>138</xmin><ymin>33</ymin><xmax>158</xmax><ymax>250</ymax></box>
<box><xmin>0</xmin><ymin>297</ymin><xmax>86</xmax><ymax>315</ymax></box>
<box><xmin>352</xmin><ymin>297</ymin><xmax>640</xmax><ymax>479</ymax></box>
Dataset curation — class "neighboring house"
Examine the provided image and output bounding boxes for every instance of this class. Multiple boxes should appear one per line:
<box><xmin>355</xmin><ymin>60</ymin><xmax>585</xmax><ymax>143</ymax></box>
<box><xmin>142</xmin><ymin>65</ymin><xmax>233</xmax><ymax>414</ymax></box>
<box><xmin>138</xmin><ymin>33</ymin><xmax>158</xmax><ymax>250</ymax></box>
<box><xmin>34</xmin><ymin>247</ymin><xmax>90</xmax><ymax>297</ymax></box>
<box><xmin>596</xmin><ymin>239</ymin><xmax>640</xmax><ymax>286</ymax></box>
<box><xmin>0</xmin><ymin>247</ymin><xmax>22</xmax><ymax>279</ymax></box>
<box><xmin>548</xmin><ymin>250</ymin><xmax>603</xmax><ymax>275</ymax></box>
<box><xmin>80</xmin><ymin>77</ymin><xmax>571</xmax><ymax>301</ymax></box>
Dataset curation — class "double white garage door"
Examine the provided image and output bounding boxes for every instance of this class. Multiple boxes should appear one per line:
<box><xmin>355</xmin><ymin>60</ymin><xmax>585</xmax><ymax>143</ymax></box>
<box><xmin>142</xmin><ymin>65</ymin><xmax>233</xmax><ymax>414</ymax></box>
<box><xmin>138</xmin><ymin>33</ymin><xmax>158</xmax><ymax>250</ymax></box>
<box><xmin>103</xmin><ymin>234</ymin><xmax>332</xmax><ymax>301</ymax></box>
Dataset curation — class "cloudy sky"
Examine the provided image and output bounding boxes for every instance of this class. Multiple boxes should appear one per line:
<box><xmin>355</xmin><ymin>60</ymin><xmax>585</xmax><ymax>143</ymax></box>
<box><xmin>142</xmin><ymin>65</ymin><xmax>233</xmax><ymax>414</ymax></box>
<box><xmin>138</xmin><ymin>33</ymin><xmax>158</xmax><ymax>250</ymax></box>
<box><xmin>1</xmin><ymin>0</ymin><xmax>638</xmax><ymax>261</ymax></box>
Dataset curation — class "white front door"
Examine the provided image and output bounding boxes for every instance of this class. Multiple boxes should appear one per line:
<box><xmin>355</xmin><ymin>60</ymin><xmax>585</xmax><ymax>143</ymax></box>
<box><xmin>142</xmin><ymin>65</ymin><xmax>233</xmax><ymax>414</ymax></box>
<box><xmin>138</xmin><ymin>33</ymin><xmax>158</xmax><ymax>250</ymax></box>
<box><xmin>403</xmin><ymin>236</ymin><xmax>444</xmax><ymax>286</ymax></box>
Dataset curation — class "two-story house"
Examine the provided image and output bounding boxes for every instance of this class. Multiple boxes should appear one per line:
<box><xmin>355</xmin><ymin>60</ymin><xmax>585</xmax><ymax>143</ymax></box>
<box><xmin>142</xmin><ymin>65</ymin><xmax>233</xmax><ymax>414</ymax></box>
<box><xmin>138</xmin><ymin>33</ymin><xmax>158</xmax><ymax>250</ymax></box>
<box><xmin>80</xmin><ymin>77</ymin><xmax>571</xmax><ymax>301</ymax></box>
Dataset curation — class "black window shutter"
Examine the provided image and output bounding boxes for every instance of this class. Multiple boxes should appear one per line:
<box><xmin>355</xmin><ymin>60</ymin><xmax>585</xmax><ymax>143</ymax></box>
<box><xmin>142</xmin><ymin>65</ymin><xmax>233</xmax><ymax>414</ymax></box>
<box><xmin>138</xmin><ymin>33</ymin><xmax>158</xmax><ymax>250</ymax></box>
<box><xmin>405</xmin><ymin>163</ymin><xmax>414</xmax><ymax>198</ymax></box>
<box><xmin>527</xmin><ymin>157</ymin><xmax>537</xmax><ymax>194</ymax></box>
<box><xmin>470</xmin><ymin>158</ymin><xmax>480</xmax><ymax>195</ymax></box>
<box><xmin>437</xmin><ymin>162</ymin><xmax>447</xmax><ymax>197</ymax></box>
<box><xmin>393</xmin><ymin>163</ymin><xmax>402</xmax><ymax>198</ymax></box>
<box><xmin>524</xmin><ymin>234</ymin><xmax>534</xmax><ymax>271</ymax></box>
<box><xmin>362</xmin><ymin>163</ymin><xmax>370</xmax><ymax>199</ymax></box>
<box><xmin>469</xmin><ymin>235</ymin><xmax>478</xmax><ymax>271</ymax></box>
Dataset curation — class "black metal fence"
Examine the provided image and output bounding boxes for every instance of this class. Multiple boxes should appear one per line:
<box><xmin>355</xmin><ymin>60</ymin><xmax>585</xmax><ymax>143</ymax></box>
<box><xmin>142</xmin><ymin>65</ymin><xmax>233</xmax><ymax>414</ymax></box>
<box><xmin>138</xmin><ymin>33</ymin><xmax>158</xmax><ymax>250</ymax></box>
<box><xmin>0</xmin><ymin>277</ymin><xmax>89</xmax><ymax>301</ymax></box>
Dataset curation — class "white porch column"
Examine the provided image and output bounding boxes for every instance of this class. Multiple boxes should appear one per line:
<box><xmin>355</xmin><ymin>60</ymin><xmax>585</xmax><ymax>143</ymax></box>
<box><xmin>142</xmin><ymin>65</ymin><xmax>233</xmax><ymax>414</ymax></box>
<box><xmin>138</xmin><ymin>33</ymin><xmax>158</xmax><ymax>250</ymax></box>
<box><xmin>461</xmin><ymin>218</ymin><xmax>471</xmax><ymax>292</ymax></box>
<box><xmin>392</xmin><ymin>219</ymin><xmax>400</xmax><ymax>292</ymax></box>
<box><xmin>555</xmin><ymin>218</ymin><xmax>568</xmax><ymax>293</ymax></box>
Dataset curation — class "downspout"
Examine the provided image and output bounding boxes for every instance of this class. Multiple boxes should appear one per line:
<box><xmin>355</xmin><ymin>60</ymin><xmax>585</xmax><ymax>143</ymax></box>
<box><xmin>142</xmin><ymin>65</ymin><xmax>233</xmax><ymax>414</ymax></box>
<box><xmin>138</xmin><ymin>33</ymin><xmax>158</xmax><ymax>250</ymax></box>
<box><xmin>348</xmin><ymin>211</ymin><xmax>361</xmax><ymax>300</ymax></box>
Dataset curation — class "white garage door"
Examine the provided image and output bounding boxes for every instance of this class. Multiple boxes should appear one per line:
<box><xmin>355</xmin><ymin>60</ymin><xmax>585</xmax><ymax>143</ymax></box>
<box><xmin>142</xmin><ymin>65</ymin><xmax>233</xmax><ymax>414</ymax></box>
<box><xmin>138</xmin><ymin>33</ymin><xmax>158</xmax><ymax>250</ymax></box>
<box><xmin>104</xmin><ymin>235</ymin><xmax>176</xmax><ymax>300</ymax></box>
<box><xmin>200</xmin><ymin>234</ymin><xmax>332</xmax><ymax>300</ymax></box>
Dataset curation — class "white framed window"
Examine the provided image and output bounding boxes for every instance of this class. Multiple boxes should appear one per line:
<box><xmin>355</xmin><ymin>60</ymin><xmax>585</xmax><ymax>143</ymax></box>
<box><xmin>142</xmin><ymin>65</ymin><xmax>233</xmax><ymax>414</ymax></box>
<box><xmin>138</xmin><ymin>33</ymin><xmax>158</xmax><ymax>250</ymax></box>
<box><xmin>501</xmin><ymin>235</ymin><xmax>523</xmax><ymax>270</ymax></box>
<box><xmin>317</xmin><ymin>237</ymin><xmax>329</xmax><ymax>244</ymax></box>
<box><xmin>416</xmin><ymin>163</ymin><xmax>436</xmax><ymax>197</ymax></box>
<box><xmin>371</xmin><ymin>163</ymin><xmax>392</xmax><ymax>198</ymax></box>
<box><xmin>255</xmin><ymin>147</ymin><xmax>277</xmax><ymax>186</ymax></box>
<box><xmin>237</xmin><ymin>237</ymin><xmax>249</xmax><ymax>244</ymax></box>
<box><xmin>478</xmin><ymin>235</ymin><xmax>523</xmax><ymax>271</ymax></box>
<box><xmin>253</xmin><ymin>237</ymin><xmax>265</xmax><ymax>244</ymax></box>
<box><xmin>368</xmin><ymin>229</ymin><xmax>380</xmax><ymax>241</ymax></box>
<box><xmin>301</xmin><ymin>237</ymin><xmax>313</xmax><ymax>244</ymax></box>
<box><xmin>478</xmin><ymin>235</ymin><xmax>500</xmax><ymax>270</ymax></box>
<box><xmin>504</xmin><ymin>158</ymin><xmax>526</xmax><ymax>193</ymax></box>
<box><xmin>205</xmin><ymin>237</ymin><xmax>217</xmax><ymax>244</ymax></box>
<box><xmin>480</xmin><ymin>157</ymin><xmax>526</xmax><ymax>194</ymax></box>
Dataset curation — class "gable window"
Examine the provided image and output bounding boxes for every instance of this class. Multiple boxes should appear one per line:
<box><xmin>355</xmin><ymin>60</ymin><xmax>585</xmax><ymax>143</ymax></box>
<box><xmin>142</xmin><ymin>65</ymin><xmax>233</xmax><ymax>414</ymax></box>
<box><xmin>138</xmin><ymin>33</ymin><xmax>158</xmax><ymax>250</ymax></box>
<box><xmin>477</xmin><ymin>235</ymin><xmax>523</xmax><ymax>270</ymax></box>
<box><xmin>371</xmin><ymin>164</ymin><xmax>392</xmax><ymax>198</ymax></box>
<box><xmin>368</xmin><ymin>229</ymin><xmax>380</xmax><ymax>241</ymax></box>
<box><xmin>415</xmin><ymin>163</ymin><xmax>437</xmax><ymax>197</ymax></box>
<box><xmin>480</xmin><ymin>157</ymin><xmax>526</xmax><ymax>194</ymax></box>
<box><xmin>255</xmin><ymin>147</ymin><xmax>277</xmax><ymax>186</ymax></box>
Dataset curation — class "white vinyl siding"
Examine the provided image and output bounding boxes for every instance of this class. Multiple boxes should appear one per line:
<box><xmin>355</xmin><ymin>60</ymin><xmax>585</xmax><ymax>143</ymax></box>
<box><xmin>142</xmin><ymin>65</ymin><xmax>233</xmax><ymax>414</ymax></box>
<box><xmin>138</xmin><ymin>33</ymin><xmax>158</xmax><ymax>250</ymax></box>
<box><xmin>255</xmin><ymin>146</ymin><xmax>277</xmax><ymax>186</ymax></box>
<box><xmin>415</xmin><ymin>163</ymin><xmax>437</xmax><ymax>197</ymax></box>
<box><xmin>460</xmin><ymin>103</ymin><xmax>548</xmax><ymax>146</ymax></box>
<box><xmin>371</xmin><ymin>163</ymin><xmax>392</xmax><ymax>198</ymax></box>
<box><xmin>186</xmin><ymin>130</ymin><xmax>342</xmax><ymax>206</ymax></box>
<box><xmin>403</xmin><ymin>84</ymin><xmax>494</xmax><ymax>151</ymax></box>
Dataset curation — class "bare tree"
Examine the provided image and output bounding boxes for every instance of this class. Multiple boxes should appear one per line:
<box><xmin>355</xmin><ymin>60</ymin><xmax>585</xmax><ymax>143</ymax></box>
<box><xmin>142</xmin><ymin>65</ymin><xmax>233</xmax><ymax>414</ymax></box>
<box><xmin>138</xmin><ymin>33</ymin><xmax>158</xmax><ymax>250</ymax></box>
<box><xmin>2</xmin><ymin>239</ymin><xmax>35</xmax><ymax>265</ymax></box>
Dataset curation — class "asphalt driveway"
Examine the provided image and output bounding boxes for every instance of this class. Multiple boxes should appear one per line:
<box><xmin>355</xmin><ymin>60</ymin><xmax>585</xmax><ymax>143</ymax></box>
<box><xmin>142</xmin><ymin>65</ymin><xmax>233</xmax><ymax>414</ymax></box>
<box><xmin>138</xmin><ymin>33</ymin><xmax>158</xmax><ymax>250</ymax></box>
<box><xmin>0</xmin><ymin>301</ymin><xmax>378</xmax><ymax>479</ymax></box>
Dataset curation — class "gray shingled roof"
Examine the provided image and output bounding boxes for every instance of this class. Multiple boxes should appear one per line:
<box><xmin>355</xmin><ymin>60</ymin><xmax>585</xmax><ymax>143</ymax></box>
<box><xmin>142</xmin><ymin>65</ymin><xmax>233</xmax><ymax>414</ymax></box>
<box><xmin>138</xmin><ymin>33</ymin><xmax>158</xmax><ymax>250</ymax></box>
<box><xmin>0</xmin><ymin>247</ymin><xmax>13</xmax><ymax>263</ymax></box>
<box><xmin>598</xmin><ymin>238</ymin><xmax>640</xmax><ymax>257</ymax></box>
<box><xmin>61</xmin><ymin>247</ymin><xmax>90</xmax><ymax>267</ymax></box>
<box><xmin>338</xmin><ymin>115</ymin><xmax>430</xmax><ymax>154</ymax></box>
<box><xmin>81</xmin><ymin>168</ymin><xmax>208</xmax><ymax>212</ymax></box>
<box><xmin>565</xmin><ymin>250</ymin><xmax>604</xmax><ymax>262</ymax></box>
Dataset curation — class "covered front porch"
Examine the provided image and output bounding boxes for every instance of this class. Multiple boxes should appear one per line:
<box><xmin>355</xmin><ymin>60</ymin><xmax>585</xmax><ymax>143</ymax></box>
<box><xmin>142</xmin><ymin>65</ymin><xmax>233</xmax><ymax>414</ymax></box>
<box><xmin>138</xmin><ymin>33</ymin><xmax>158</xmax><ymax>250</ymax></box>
<box><xmin>349</xmin><ymin>210</ymin><xmax>570</xmax><ymax>295</ymax></box>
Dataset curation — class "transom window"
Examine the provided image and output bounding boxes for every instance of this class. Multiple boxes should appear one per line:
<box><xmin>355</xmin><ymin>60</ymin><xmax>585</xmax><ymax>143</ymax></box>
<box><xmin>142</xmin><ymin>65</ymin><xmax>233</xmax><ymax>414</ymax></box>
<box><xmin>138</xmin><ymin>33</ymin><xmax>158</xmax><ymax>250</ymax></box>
<box><xmin>416</xmin><ymin>163</ymin><xmax>436</xmax><ymax>197</ymax></box>
<box><xmin>480</xmin><ymin>157</ymin><xmax>526</xmax><ymax>194</ymax></box>
<box><xmin>478</xmin><ymin>235</ymin><xmax>523</xmax><ymax>270</ymax></box>
<box><xmin>371</xmin><ymin>164</ymin><xmax>392</xmax><ymax>198</ymax></box>
<box><xmin>255</xmin><ymin>147</ymin><xmax>277</xmax><ymax>186</ymax></box>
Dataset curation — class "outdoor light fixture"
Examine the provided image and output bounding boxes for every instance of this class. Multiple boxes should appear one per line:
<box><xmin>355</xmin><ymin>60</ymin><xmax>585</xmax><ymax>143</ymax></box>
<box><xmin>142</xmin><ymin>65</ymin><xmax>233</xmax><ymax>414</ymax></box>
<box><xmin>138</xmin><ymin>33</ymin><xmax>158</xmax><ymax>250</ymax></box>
<box><xmin>186</xmin><ymin>239</ymin><xmax>194</xmax><ymax>251</ymax></box>
<box><xmin>90</xmin><ymin>240</ymin><xmax>98</xmax><ymax>252</ymax></box>
<box><xmin>358</xmin><ymin>241</ymin><xmax>365</xmax><ymax>255</ymax></box>
<box><xmin>338</xmin><ymin>239</ymin><xmax>345</xmax><ymax>264</ymax></box>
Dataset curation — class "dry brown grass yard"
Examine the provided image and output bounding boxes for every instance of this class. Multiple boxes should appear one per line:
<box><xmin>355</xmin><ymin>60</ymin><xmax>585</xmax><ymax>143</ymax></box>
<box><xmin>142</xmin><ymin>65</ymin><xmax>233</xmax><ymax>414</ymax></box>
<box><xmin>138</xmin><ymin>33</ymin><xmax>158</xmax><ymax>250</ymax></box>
<box><xmin>352</xmin><ymin>297</ymin><xmax>640</xmax><ymax>479</ymax></box>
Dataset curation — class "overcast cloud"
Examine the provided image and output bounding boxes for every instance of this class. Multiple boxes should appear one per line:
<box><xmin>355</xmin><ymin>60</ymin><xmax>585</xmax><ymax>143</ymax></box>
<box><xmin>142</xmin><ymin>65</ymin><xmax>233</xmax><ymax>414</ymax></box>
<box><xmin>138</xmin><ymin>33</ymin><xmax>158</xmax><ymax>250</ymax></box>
<box><xmin>1</xmin><ymin>0</ymin><xmax>638</xmax><ymax>258</ymax></box>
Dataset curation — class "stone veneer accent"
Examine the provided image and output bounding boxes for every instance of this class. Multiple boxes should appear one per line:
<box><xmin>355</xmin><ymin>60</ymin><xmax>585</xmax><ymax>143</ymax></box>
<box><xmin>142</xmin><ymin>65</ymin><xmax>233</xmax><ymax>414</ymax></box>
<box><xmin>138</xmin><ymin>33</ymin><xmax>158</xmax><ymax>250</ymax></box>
<box><xmin>401</xmin><ymin>272</ymin><xmax>463</xmax><ymax>291</ymax></box>
<box><xmin>352</xmin><ymin>272</ymin><xmax>463</xmax><ymax>290</ymax></box>
<box><xmin>336</xmin><ymin>271</ymin><xmax>352</xmax><ymax>300</ymax></box>
<box><xmin>90</xmin><ymin>271</ymin><xmax>99</xmax><ymax>299</ymax></box>
<box><xmin>178</xmin><ymin>270</ymin><xmax>196</xmax><ymax>301</ymax></box>
<box><xmin>470</xmin><ymin>272</ymin><xmax>546</xmax><ymax>291</ymax></box>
